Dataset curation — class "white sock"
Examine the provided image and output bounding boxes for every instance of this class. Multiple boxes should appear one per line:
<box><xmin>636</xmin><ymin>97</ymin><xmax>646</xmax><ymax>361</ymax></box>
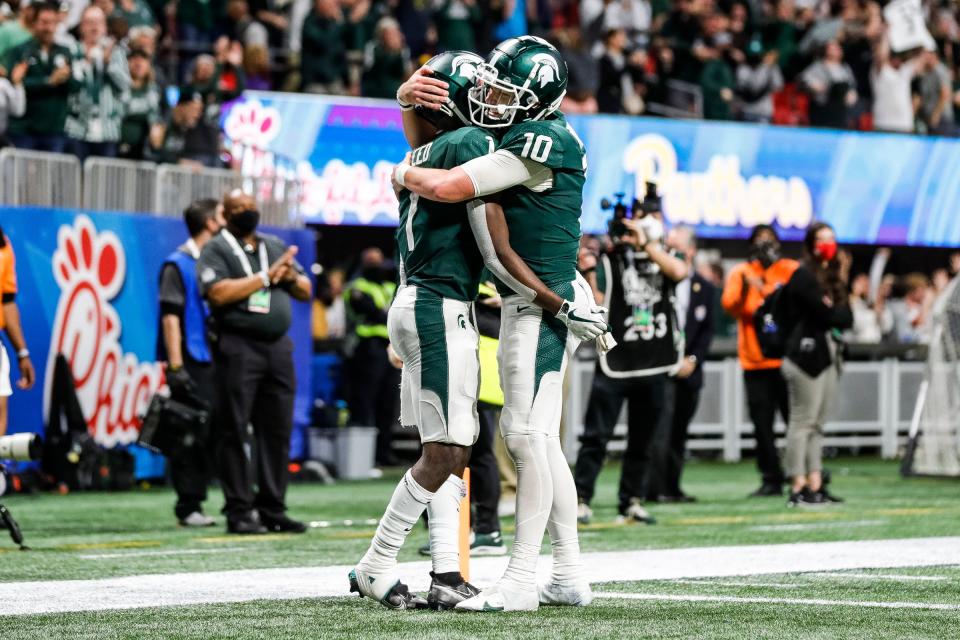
<box><xmin>359</xmin><ymin>469</ymin><xmax>434</xmax><ymax>573</ymax></box>
<box><xmin>545</xmin><ymin>436</ymin><xmax>584</xmax><ymax>584</ymax></box>
<box><xmin>427</xmin><ymin>474</ymin><xmax>466</xmax><ymax>575</ymax></box>
<box><xmin>500</xmin><ymin>432</ymin><xmax>552</xmax><ymax>590</ymax></box>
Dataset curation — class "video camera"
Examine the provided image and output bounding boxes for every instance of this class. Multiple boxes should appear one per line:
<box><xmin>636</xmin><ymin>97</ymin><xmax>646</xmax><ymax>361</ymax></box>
<box><xmin>602</xmin><ymin>182</ymin><xmax>663</xmax><ymax>243</ymax></box>
<box><xmin>0</xmin><ymin>433</ymin><xmax>41</xmax><ymax>550</ymax></box>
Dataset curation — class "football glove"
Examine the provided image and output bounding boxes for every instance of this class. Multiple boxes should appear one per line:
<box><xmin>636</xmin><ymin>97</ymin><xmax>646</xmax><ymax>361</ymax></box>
<box><xmin>556</xmin><ymin>274</ymin><xmax>609</xmax><ymax>341</ymax></box>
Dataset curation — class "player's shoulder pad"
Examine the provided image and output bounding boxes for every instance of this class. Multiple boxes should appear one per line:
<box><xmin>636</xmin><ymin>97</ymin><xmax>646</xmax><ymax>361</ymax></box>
<box><xmin>438</xmin><ymin>126</ymin><xmax>495</xmax><ymax>166</ymax></box>
<box><xmin>497</xmin><ymin>118</ymin><xmax>582</xmax><ymax>171</ymax></box>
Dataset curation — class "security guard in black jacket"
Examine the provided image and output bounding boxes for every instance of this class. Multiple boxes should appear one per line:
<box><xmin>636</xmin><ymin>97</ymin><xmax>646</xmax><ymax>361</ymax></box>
<box><xmin>197</xmin><ymin>190</ymin><xmax>312</xmax><ymax>534</ymax></box>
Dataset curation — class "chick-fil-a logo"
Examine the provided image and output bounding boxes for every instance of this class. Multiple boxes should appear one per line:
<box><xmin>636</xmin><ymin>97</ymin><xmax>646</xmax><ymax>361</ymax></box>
<box><xmin>44</xmin><ymin>216</ymin><xmax>164</xmax><ymax>446</ymax></box>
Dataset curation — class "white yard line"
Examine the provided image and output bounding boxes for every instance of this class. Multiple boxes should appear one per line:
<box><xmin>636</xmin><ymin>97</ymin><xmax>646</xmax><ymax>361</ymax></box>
<box><xmin>749</xmin><ymin>520</ymin><xmax>887</xmax><ymax>533</ymax></box>
<box><xmin>2</xmin><ymin>536</ymin><xmax>959</xmax><ymax>616</ymax></box>
<box><xmin>674</xmin><ymin>580</ymin><xmax>801</xmax><ymax>589</ymax></box>
<box><xmin>810</xmin><ymin>572</ymin><xmax>951</xmax><ymax>582</ymax></box>
<box><xmin>78</xmin><ymin>547</ymin><xmax>249</xmax><ymax>560</ymax></box>
<box><xmin>597</xmin><ymin>592</ymin><xmax>960</xmax><ymax>611</ymax></box>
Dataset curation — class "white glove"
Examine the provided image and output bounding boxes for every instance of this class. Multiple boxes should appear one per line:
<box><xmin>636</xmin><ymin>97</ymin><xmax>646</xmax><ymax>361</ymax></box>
<box><xmin>556</xmin><ymin>274</ymin><xmax>609</xmax><ymax>341</ymax></box>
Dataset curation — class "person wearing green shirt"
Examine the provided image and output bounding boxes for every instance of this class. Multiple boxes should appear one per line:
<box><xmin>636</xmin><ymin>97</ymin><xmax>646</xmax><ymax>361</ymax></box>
<box><xmin>300</xmin><ymin>0</ymin><xmax>348</xmax><ymax>93</ymax></box>
<box><xmin>119</xmin><ymin>48</ymin><xmax>162</xmax><ymax>159</ymax></box>
<box><xmin>360</xmin><ymin>18</ymin><xmax>411</xmax><ymax>99</ymax></box>
<box><xmin>0</xmin><ymin>1</ymin><xmax>32</xmax><ymax>62</ymax></box>
<box><xmin>5</xmin><ymin>2</ymin><xmax>77</xmax><ymax>152</ymax></box>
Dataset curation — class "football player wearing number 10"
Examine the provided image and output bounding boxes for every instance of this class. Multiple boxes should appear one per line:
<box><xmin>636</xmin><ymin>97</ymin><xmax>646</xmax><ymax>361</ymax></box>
<box><xmin>393</xmin><ymin>36</ymin><xmax>610</xmax><ymax>612</ymax></box>
<box><xmin>349</xmin><ymin>50</ymin><xmax>606</xmax><ymax>612</ymax></box>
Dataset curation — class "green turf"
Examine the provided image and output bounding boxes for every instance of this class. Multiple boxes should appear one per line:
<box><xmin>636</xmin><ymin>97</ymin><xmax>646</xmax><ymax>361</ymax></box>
<box><xmin>1</xmin><ymin>457</ymin><xmax>959</xmax><ymax>583</ymax></box>
<box><xmin>2</xmin><ymin>458</ymin><xmax>960</xmax><ymax>638</ymax></box>
<box><xmin>7</xmin><ymin>572</ymin><xmax>960</xmax><ymax>640</ymax></box>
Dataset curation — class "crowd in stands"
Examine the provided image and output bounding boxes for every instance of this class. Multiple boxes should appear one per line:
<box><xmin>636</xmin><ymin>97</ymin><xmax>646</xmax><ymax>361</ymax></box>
<box><xmin>0</xmin><ymin>0</ymin><xmax>958</xmax><ymax>169</ymax></box>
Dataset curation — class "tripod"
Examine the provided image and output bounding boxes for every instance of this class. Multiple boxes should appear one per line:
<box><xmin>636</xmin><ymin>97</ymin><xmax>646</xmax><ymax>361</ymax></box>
<box><xmin>0</xmin><ymin>504</ymin><xmax>27</xmax><ymax>550</ymax></box>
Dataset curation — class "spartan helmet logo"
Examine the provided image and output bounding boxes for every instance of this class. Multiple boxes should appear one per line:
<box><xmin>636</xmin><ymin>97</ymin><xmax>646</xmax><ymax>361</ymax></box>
<box><xmin>531</xmin><ymin>53</ymin><xmax>560</xmax><ymax>88</ymax></box>
<box><xmin>451</xmin><ymin>54</ymin><xmax>480</xmax><ymax>80</ymax></box>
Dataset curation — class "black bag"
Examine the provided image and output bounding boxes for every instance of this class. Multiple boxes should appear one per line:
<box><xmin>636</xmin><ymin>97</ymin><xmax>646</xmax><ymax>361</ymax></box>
<box><xmin>138</xmin><ymin>394</ymin><xmax>210</xmax><ymax>457</ymax></box>
<box><xmin>754</xmin><ymin>283</ymin><xmax>792</xmax><ymax>359</ymax></box>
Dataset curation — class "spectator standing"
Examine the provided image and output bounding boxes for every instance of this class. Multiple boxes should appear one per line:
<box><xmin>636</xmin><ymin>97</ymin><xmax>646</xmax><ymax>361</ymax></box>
<box><xmin>158</xmin><ymin>199</ymin><xmax>225</xmax><ymax>527</ymax></box>
<box><xmin>225</xmin><ymin>0</ymin><xmax>270</xmax><ymax>49</ymax></box>
<box><xmin>596</xmin><ymin>28</ymin><xmax>630</xmax><ymax>113</ymax></box>
<box><xmin>4</xmin><ymin>2</ymin><xmax>75</xmax><ymax>152</ymax></box>
<box><xmin>846</xmin><ymin>273</ymin><xmax>885</xmax><ymax>344</ymax></box>
<box><xmin>736</xmin><ymin>41</ymin><xmax>783</xmax><ymax>123</ymax></box>
<box><xmin>914</xmin><ymin>48</ymin><xmax>955</xmax><ymax>136</ymax></box>
<box><xmin>65</xmin><ymin>6</ymin><xmax>131</xmax><ymax>161</ymax></box>
<box><xmin>197</xmin><ymin>190</ymin><xmax>312</xmax><ymax>534</ymax></box>
<box><xmin>149</xmin><ymin>91</ymin><xmax>203</xmax><ymax>164</ymax></box>
<box><xmin>300</xmin><ymin>0</ymin><xmax>348</xmax><ymax>94</ymax></box>
<box><xmin>889</xmin><ymin>273</ymin><xmax>933</xmax><ymax>344</ymax></box>
<box><xmin>800</xmin><ymin>40</ymin><xmax>857</xmax><ymax>129</ymax></box>
<box><xmin>360</xmin><ymin>17</ymin><xmax>411</xmax><ymax>99</ymax></box>
<box><xmin>180</xmin><ymin>43</ymin><xmax>246</xmax><ymax>167</ymax></box>
<box><xmin>112</xmin><ymin>0</ymin><xmax>156</xmax><ymax>29</ymax></box>
<box><xmin>0</xmin><ymin>60</ymin><xmax>26</xmax><ymax>146</ymax></box>
<box><xmin>780</xmin><ymin>222</ymin><xmax>851</xmax><ymax>506</ymax></box>
<box><xmin>0</xmin><ymin>0</ymin><xmax>33</xmax><ymax>61</ymax></box>
<box><xmin>695</xmin><ymin>12</ymin><xmax>736</xmax><ymax>120</ymax></box>
<box><xmin>721</xmin><ymin>225</ymin><xmax>798</xmax><ymax>497</ymax></box>
<box><xmin>556</xmin><ymin>27</ymin><xmax>599</xmax><ymax>114</ymax></box>
<box><xmin>870</xmin><ymin>33</ymin><xmax>919</xmax><ymax>134</ymax></box>
<box><xmin>581</xmin><ymin>0</ymin><xmax>652</xmax><ymax>52</ymax></box>
<box><xmin>0</xmin><ymin>227</ymin><xmax>36</xmax><ymax>436</ymax></box>
<box><xmin>176</xmin><ymin>0</ymin><xmax>216</xmax><ymax>54</ymax></box>
<box><xmin>434</xmin><ymin>0</ymin><xmax>480</xmax><ymax>54</ymax></box>
<box><xmin>492</xmin><ymin>0</ymin><xmax>529</xmax><ymax>42</ymax></box>
<box><xmin>243</xmin><ymin>44</ymin><xmax>272</xmax><ymax>90</ymax></box>
<box><xmin>119</xmin><ymin>48</ymin><xmax>162</xmax><ymax>159</ymax></box>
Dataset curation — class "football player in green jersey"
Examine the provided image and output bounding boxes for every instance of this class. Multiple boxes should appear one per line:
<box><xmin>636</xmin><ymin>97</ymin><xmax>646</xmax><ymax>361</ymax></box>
<box><xmin>349</xmin><ymin>51</ymin><xmax>488</xmax><ymax>611</ymax></box>
<box><xmin>393</xmin><ymin>36</ymin><xmax>609</xmax><ymax>612</ymax></box>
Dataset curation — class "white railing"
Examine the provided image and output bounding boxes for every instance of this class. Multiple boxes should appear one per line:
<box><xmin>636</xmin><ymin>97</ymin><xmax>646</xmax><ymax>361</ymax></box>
<box><xmin>1</xmin><ymin>149</ymin><xmax>304</xmax><ymax>228</ymax></box>
<box><xmin>83</xmin><ymin>157</ymin><xmax>157</xmax><ymax>213</ymax></box>
<box><xmin>0</xmin><ymin>148</ymin><xmax>82</xmax><ymax>208</ymax></box>
<box><xmin>561</xmin><ymin>357</ymin><xmax>924</xmax><ymax>464</ymax></box>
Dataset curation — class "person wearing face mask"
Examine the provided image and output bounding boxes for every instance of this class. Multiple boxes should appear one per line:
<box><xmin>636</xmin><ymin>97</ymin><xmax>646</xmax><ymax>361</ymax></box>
<box><xmin>779</xmin><ymin>222</ymin><xmax>852</xmax><ymax>506</ymax></box>
<box><xmin>341</xmin><ymin>247</ymin><xmax>400</xmax><ymax>468</ymax></box>
<box><xmin>721</xmin><ymin>225</ymin><xmax>798</xmax><ymax>497</ymax></box>
<box><xmin>197</xmin><ymin>190</ymin><xmax>313</xmax><ymax>534</ymax></box>
<box><xmin>157</xmin><ymin>199</ymin><xmax>225</xmax><ymax>527</ymax></box>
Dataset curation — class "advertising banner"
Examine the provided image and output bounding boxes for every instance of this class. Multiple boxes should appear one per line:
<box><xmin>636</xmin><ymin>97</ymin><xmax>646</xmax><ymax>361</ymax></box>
<box><xmin>2</xmin><ymin>207</ymin><xmax>315</xmax><ymax>478</ymax></box>
<box><xmin>223</xmin><ymin>92</ymin><xmax>960</xmax><ymax>248</ymax></box>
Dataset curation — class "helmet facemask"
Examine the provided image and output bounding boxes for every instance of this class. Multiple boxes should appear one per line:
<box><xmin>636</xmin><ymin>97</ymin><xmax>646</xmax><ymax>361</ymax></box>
<box><xmin>468</xmin><ymin>62</ymin><xmax>541</xmax><ymax>129</ymax></box>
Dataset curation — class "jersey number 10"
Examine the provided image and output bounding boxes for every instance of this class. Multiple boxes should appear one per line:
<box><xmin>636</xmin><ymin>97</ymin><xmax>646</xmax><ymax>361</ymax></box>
<box><xmin>520</xmin><ymin>133</ymin><xmax>553</xmax><ymax>163</ymax></box>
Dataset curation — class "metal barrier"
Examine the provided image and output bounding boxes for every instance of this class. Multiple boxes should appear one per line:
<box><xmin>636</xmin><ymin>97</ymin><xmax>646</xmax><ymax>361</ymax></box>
<box><xmin>0</xmin><ymin>149</ymin><xmax>81</xmax><ymax>208</ymax></box>
<box><xmin>0</xmin><ymin>149</ymin><xmax>304</xmax><ymax>228</ymax></box>
<box><xmin>561</xmin><ymin>357</ymin><xmax>924</xmax><ymax>464</ymax></box>
<box><xmin>83</xmin><ymin>157</ymin><xmax>157</xmax><ymax>213</ymax></box>
<box><xmin>154</xmin><ymin>164</ymin><xmax>243</xmax><ymax>217</ymax></box>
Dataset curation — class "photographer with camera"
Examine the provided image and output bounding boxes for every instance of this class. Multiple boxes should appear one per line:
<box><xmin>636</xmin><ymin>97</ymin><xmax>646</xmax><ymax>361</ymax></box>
<box><xmin>156</xmin><ymin>199</ymin><xmax>224</xmax><ymax>527</ymax></box>
<box><xmin>721</xmin><ymin>225</ymin><xmax>798</xmax><ymax>497</ymax></box>
<box><xmin>574</xmin><ymin>185</ymin><xmax>688</xmax><ymax>525</ymax></box>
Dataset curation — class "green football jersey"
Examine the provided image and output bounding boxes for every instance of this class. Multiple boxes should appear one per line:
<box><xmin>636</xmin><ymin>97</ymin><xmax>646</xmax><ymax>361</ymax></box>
<box><xmin>494</xmin><ymin>113</ymin><xmax>586</xmax><ymax>293</ymax></box>
<box><xmin>396</xmin><ymin>126</ymin><xmax>496</xmax><ymax>301</ymax></box>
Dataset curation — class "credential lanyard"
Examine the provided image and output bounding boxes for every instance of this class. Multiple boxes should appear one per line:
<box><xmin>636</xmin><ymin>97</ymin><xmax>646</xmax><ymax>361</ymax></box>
<box><xmin>222</xmin><ymin>229</ymin><xmax>268</xmax><ymax>279</ymax></box>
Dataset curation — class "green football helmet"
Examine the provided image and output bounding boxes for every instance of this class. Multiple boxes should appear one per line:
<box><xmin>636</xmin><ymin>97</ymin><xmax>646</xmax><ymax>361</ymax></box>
<box><xmin>468</xmin><ymin>36</ymin><xmax>568</xmax><ymax>129</ymax></box>
<box><xmin>414</xmin><ymin>50</ymin><xmax>484</xmax><ymax>131</ymax></box>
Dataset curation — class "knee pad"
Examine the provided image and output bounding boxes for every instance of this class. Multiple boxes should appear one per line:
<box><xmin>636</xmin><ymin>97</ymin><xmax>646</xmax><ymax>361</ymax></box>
<box><xmin>503</xmin><ymin>432</ymin><xmax>548</xmax><ymax>470</ymax></box>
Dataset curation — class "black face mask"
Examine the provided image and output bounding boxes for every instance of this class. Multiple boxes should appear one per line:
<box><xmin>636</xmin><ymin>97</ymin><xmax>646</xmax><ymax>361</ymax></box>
<box><xmin>228</xmin><ymin>209</ymin><xmax>259</xmax><ymax>236</ymax></box>
<box><xmin>751</xmin><ymin>239</ymin><xmax>780</xmax><ymax>269</ymax></box>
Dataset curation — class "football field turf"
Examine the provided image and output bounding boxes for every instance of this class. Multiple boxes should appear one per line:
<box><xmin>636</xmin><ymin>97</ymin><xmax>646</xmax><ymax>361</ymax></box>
<box><xmin>2</xmin><ymin>457</ymin><xmax>959</xmax><ymax>638</ymax></box>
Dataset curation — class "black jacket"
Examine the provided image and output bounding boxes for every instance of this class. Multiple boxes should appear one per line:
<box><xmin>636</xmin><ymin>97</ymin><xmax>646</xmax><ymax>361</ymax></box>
<box><xmin>783</xmin><ymin>265</ymin><xmax>853</xmax><ymax>377</ymax></box>
<box><xmin>678</xmin><ymin>272</ymin><xmax>716</xmax><ymax>389</ymax></box>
